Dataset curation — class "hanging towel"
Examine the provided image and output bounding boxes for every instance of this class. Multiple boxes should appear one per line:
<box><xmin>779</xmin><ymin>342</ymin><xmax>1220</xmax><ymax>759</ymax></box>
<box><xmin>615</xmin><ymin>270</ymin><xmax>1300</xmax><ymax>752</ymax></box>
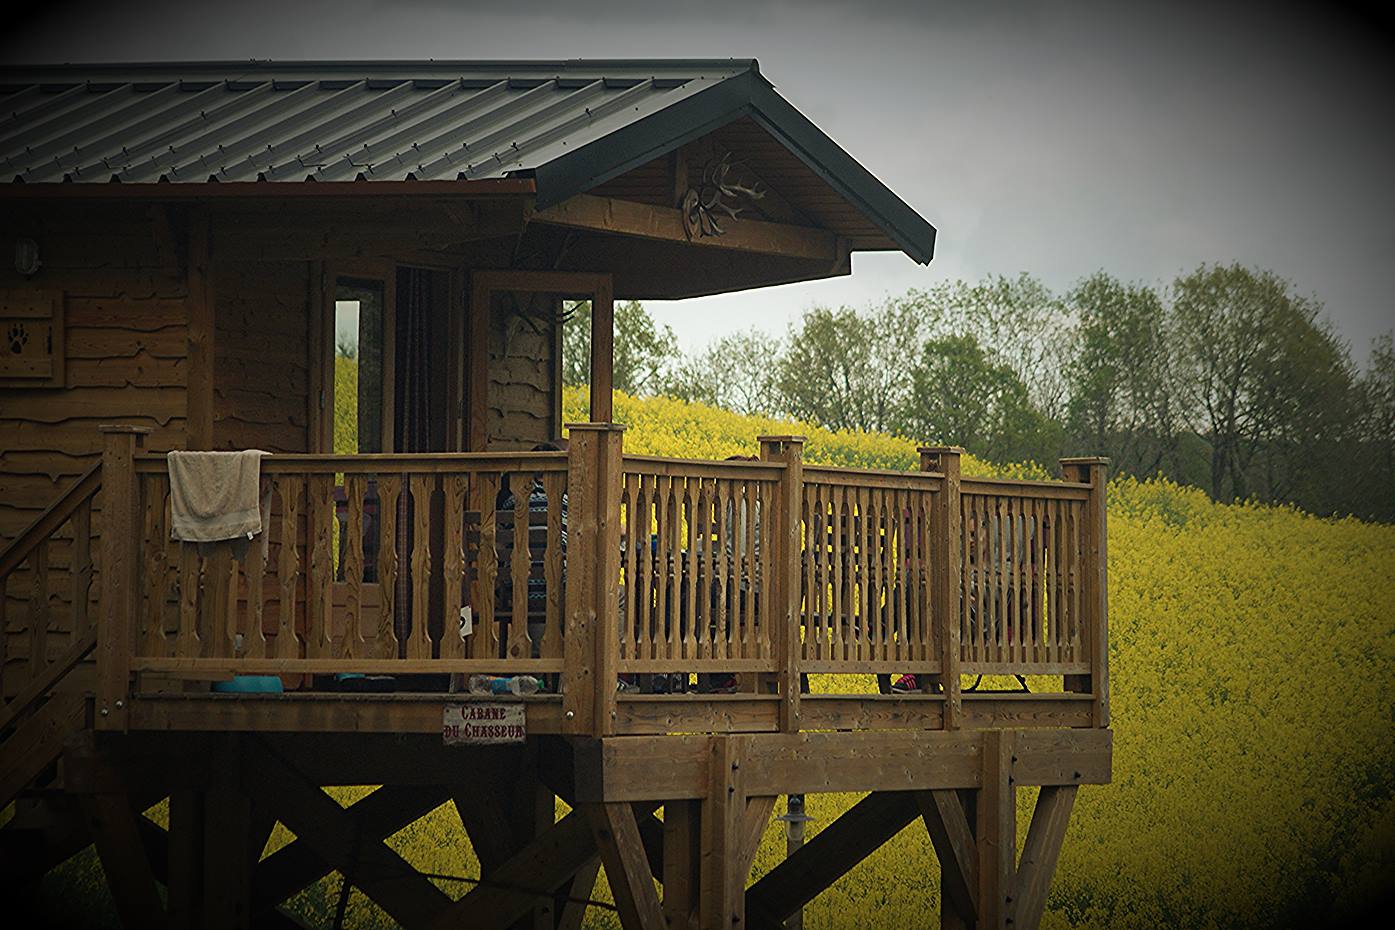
<box><xmin>167</xmin><ymin>450</ymin><xmax>268</xmax><ymax>542</ymax></box>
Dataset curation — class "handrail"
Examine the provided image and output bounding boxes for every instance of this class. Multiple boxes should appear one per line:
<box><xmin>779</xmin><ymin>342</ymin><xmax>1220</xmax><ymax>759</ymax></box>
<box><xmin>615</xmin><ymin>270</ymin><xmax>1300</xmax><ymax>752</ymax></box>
<box><xmin>0</xmin><ymin>625</ymin><xmax>96</xmax><ymax>732</ymax></box>
<box><xmin>0</xmin><ymin>462</ymin><xmax>101</xmax><ymax>581</ymax></box>
<box><xmin>133</xmin><ymin>451</ymin><xmax>569</xmax><ymax>474</ymax></box>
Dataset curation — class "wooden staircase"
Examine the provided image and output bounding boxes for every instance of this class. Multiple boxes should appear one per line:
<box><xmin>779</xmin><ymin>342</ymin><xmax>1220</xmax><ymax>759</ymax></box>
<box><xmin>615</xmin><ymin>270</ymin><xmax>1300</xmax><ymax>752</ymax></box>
<box><xmin>0</xmin><ymin>463</ymin><xmax>101</xmax><ymax>812</ymax></box>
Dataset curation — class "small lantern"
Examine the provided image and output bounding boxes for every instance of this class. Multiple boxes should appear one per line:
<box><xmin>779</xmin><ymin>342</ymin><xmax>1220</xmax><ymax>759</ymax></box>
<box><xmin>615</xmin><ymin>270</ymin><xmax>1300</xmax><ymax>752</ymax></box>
<box><xmin>14</xmin><ymin>238</ymin><xmax>40</xmax><ymax>276</ymax></box>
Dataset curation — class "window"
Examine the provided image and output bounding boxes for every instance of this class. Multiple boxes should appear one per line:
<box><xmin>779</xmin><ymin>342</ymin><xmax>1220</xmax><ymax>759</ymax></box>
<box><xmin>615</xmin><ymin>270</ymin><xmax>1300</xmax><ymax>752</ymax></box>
<box><xmin>333</xmin><ymin>279</ymin><xmax>385</xmax><ymax>454</ymax></box>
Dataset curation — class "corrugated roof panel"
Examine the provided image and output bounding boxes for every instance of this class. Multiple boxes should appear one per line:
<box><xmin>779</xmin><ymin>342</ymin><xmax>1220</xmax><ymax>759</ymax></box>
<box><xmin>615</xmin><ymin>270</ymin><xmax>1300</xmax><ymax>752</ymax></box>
<box><xmin>0</xmin><ymin>60</ymin><xmax>936</xmax><ymax>262</ymax></box>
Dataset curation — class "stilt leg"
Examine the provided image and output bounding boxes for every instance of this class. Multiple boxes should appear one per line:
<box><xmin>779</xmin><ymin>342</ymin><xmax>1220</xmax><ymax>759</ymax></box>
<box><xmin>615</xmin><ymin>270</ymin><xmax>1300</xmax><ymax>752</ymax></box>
<box><xmin>976</xmin><ymin>731</ymin><xmax>1015</xmax><ymax>930</ymax></box>
<box><xmin>663</xmin><ymin>800</ymin><xmax>700</xmax><ymax>929</ymax></box>
<box><xmin>700</xmin><ymin>736</ymin><xmax>744</xmax><ymax>930</ymax></box>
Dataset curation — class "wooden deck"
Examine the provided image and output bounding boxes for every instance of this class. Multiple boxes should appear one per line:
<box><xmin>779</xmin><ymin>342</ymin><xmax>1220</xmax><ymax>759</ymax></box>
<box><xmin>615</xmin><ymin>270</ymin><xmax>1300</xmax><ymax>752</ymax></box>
<box><xmin>0</xmin><ymin>425</ymin><xmax>1112</xmax><ymax>930</ymax></box>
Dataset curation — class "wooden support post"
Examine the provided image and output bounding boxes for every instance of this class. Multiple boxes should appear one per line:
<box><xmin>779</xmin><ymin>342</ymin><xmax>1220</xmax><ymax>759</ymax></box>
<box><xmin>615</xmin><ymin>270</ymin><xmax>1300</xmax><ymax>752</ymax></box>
<box><xmin>977</xmin><ymin>730</ymin><xmax>1016</xmax><ymax>930</ymax></box>
<box><xmin>97</xmin><ymin>425</ymin><xmax>150</xmax><ymax>730</ymax></box>
<box><xmin>663</xmin><ymin>800</ymin><xmax>701</xmax><ymax>929</ymax></box>
<box><xmin>187</xmin><ymin>210</ymin><xmax>215</xmax><ymax>449</ymax></box>
<box><xmin>589</xmin><ymin>279</ymin><xmax>615</xmax><ymax>423</ymax></box>
<box><xmin>586</xmin><ymin>802</ymin><xmax>666</xmax><ymax>930</ymax></box>
<box><xmin>82</xmin><ymin>792</ymin><xmax>166</xmax><ymax>929</ymax></box>
<box><xmin>1059</xmin><ymin>457</ymin><xmax>1109</xmax><ymax>728</ymax></box>
<box><xmin>563</xmin><ymin>424</ymin><xmax>625</xmax><ymax>736</ymax></box>
<box><xmin>203</xmin><ymin>736</ymin><xmax>253</xmax><ymax>930</ymax></box>
<box><xmin>167</xmin><ymin>788</ymin><xmax>205</xmax><ymax>930</ymax></box>
<box><xmin>917</xmin><ymin>789</ymin><xmax>978</xmax><ymax>929</ymax></box>
<box><xmin>1010</xmin><ymin>785</ymin><xmax>1077</xmax><ymax>930</ymax></box>
<box><xmin>758</xmin><ymin>435</ymin><xmax>804</xmax><ymax>733</ymax></box>
<box><xmin>921</xmin><ymin>446</ymin><xmax>964</xmax><ymax>728</ymax></box>
<box><xmin>701</xmin><ymin>735</ymin><xmax>745</xmax><ymax>930</ymax></box>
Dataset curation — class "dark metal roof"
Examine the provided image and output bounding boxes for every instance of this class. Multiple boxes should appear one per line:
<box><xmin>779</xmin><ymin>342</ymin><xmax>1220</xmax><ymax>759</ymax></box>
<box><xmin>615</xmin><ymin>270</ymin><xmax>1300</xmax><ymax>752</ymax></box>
<box><xmin>0</xmin><ymin>60</ymin><xmax>936</xmax><ymax>262</ymax></box>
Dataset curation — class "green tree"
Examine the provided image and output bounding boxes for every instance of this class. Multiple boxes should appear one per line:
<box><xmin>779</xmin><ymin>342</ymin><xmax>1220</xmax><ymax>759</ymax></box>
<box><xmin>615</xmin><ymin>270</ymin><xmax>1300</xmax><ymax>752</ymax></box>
<box><xmin>1357</xmin><ymin>334</ymin><xmax>1395</xmax><ymax>520</ymax></box>
<box><xmin>774</xmin><ymin>302</ymin><xmax>921</xmax><ymax>433</ymax></box>
<box><xmin>1065</xmin><ymin>272</ymin><xmax>1179</xmax><ymax>476</ymax></box>
<box><xmin>1172</xmin><ymin>263</ymin><xmax>1353</xmax><ymax>503</ymax></box>
<box><xmin>901</xmin><ymin>334</ymin><xmax>1061</xmax><ymax>464</ymax></box>
<box><xmin>667</xmin><ymin>328</ymin><xmax>781</xmax><ymax>416</ymax></box>
<box><xmin>562</xmin><ymin>299</ymin><xmax>679</xmax><ymax>395</ymax></box>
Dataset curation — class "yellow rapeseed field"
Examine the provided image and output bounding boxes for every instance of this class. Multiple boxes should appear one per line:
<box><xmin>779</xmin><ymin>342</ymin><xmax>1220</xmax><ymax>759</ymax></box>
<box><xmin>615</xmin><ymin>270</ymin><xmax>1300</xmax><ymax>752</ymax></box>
<box><xmin>37</xmin><ymin>388</ymin><xmax>1395</xmax><ymax>928</ymax></box>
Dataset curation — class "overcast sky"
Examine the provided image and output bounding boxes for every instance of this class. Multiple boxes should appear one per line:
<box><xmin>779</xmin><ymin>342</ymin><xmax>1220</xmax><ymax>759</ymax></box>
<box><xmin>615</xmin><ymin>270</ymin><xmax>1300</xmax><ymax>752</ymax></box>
<box><xmin>6</xmin><ymin>0</ymin><xmax>1393</xmax><ymax>364</ymax></box>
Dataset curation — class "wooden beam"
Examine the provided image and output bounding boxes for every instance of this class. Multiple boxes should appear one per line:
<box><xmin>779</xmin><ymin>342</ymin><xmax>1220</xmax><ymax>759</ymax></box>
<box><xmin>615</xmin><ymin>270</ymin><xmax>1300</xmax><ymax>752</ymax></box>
<box><xmin>426</xmin><ymin>809</ymin><xmax>606</xmax><ymax>930</ymax></box>
<box><xmin>254</xmin><ymin>785</ymin><xmax>449</xmax><ymax>915</ymax></box>
<box><xmin>739</xmin><ymin>796</ymin><xmax>777</xmax><ymax>881</ymax></box>
<box><xmin>916</xmin><ymin>790</ymin><xmax>977</xmax><ymax>926</ymax></box>
<box><xmin>0</xmin><ymin>693</ymin><xmax>85</xmax><ymax>811</ymax></box>
<box><xmin>203</xmin><ymin>738</ymin><xmax>254</xmax><ymax>930</ymax></box>
<box><xmin>745</xmin><ymin>791</ymin><xmax>921</xmax><ymax>929</ymax></box>
<box><xmin>555</xmin><ymin>857</ymin><xmax>602</xmax><ymax>930</ymax></box>
<box><xmin>241</xmin><ymin>738</ymin><xmax>452</xmax><ymax>929</ymax></box>
<box><xmin>977</xmin><ymin>730</ymin><xmax>1016</xmax><ymax>930</ymax></box>
<box><xmin>168</xmin><ymin>789</ymin><xmax>205</xmax><ymax>930</ymax></box>
<box><xmin>585</xmin><ymin>802</ymin><xmax>665</xmax><ymax>930</ymax></box>
<box><xmin>81</xmin><ymin>793</ymin><xmax>166</xmax><ymax>930</ymax></box>
<box><xmin>589</xmin><ymin>279</ymin><xmax>614</xmax><ymax>423</ymax></box>
<box><xmin>0</xmin><ymin>625</ymin><xmax>95</xmax><ymax>733</ymax></box>
<box><xmin>1009</xmin><ymin>785</ymin><xmax>1077</xmax><ymax>930</ymax></box>
<box><xmin>532</xmin><ymin>194</ymin><xmax>839</xmax><ymax>262</ymax></box>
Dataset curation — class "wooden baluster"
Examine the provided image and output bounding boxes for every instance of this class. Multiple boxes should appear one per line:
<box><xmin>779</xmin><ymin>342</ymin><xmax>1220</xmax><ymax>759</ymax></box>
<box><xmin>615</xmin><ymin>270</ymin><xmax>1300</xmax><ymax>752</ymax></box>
<box><xmin>697</xmin><ymin>478</ymin><xmax>714</xmax><ymax>660</ymax></box>
<box><xmin>1008</xmin><ymin>498</ymin><xmax>1021</xmax><ymax>667</ymax></box>
<box><xmin>342</xmin><ymin>475</ymin><xmax>366</xmax><ymax>658</ymax></box>
<box><xmin>408</xmin><ymin>475</ymin><xmax>434</xmax><ymax>660</ymax></box>
<box><xmin>1061</xmin><ymin>457</ymin><xmax>1109</xmax><ymax>727</ymax></box>
<box><xmin>440</xmin><ymin>474</ymin><xmax>467</xmax><ymax>659</ymax></box>
<box><xmin>70</xmin><ymin>496</ymin><xmax>93</xmax><ymax>647</ymax></box>
<box><xmin>620</xmin><ymin>473</ymin><xmax>637</xmax><ymax>661</ymax></box>
<box><xmin>741</xmin><ymin>480</ymin><xmax>756</xmax><ymax>661</ymax></box>
<box><xmin>830</xmin><ymin>487</ymin><xmax>844</xmax><ymax>663</ymax></box>
<box><xmin>176</xmin><ymin>544</ymin><xmax>201</xmax><ymax>659</ymax></box>
<box><xmin>28</xmin><ymin>539</ymin><xmax>50</xmax><ymax>682</ymax></box>
<box><xmin>247</xmin><ymin>480</ymin><xmax>271</xmax><ymax>659</ymax></box>
<box><xmin>671</xmin><ymin>477</ymin><xmax>684</xmax><ymax>663</ymax></box>
<box><xmin>273</xmin><ymin>478</ymin><xmax>300</xmax><ymax>661</ymax></box>
<box><xmin>716</xmin><ymin>480</ymin><xmax>732</xmax><ymax>661</ymax></box>
<box><xmin>876</xmin><ymin>489</ymin><xmax>890</xmax><ymax>664</ymax></box>
<box><xmin>201</xmin><ymin>542</ymin><xmax>234</xmax><ymax>659</ymax></box>
<box><xmin>893</xmin><ymin>488</ymin><xmax>908</xmax><ymax>664</ymax></box>
<box><xmin>542</xmin><ymin>472</ymin><xmax>566</xmax><ymax>660</ymax></box>
<box><xmin>475</xmin><ymin>473</ymin><xmax>498</xmax><ymax>661</ymax></box>
<box><xmin>306</xmin><ymin>474</ymin><xmax>334</xmax><ymax>659</ymax></box>
<box><xmin>657</xmin><ymin>476</ymin><xmax>672</xmax><ymax>663</ymax></box>
<box><xmin>140</xmin><ymin>479</ymin><xmax>166</xmax><ymax>657</ymax></box>
<box><xmin>684</xmin><ymin>479</ymin><xmax>699</xmax><ymax>662</ymax></box>
<box><xmin>508</xmin><ymin>474</ymin><xmax>532</xmax><ymax>661</ymax></box>
<box><xmin>801</xmin><ymin>484</ymin><xmax>816</xmax><ymax>662</ymax></box>
<box><xmin>1070</xmin><ymin>501</ymin><xmax>1082</xmax><ymax>661</ymax></box>
<box><xmin>976</xmin><ymin>496</ymin><xmax>991</xmax><ymax>667</ymax></box>
<box><xmin>962</xmin><ymin>493</ymin><xmax>975</xmax><ymax>667</ymax></box>
<box><xmin>637</xmin><ymin>474</ymin><xmax>654</xmax><ymax>660</ymax></box>
<box><xmin>373</xmin><ymin>476</ymin><xmax>400</xmax><ymax>659</ymax></box>
<box><xmin>1030</xmin><ymin>497</ymin><xmax>1043</xmax><ymax>665</ymax></box>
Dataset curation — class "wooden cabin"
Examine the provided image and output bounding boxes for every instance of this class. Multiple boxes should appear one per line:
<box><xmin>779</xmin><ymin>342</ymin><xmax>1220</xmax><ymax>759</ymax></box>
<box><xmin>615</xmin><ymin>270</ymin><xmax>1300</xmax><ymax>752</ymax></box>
<box><xmin>0</xmin><ymin>60</ymin><xmax>1110</xmax><ymax>930</ymax></box>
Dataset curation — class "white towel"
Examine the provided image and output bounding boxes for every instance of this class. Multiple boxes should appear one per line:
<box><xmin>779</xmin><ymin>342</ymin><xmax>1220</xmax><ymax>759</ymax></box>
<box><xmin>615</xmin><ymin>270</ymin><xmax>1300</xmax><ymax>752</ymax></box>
<box><xmin>167</xmin><ymin>450</ymin><xmax>267</xmax><ymax>542</ymax></box>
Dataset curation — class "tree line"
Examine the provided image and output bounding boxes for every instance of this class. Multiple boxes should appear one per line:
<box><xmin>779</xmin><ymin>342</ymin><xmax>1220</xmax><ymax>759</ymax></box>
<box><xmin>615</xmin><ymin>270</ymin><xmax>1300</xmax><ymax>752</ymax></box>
<box><xmin>563</xmin><ymin>264</ymin><xmax>1395</xmax><ymax>522</ymax></box>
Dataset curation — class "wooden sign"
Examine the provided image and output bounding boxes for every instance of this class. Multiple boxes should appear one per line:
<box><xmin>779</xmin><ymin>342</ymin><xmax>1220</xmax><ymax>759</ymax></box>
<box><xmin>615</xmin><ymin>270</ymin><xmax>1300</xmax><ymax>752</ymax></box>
<box><xmin>0</xmin><ymin>290</ymin><xmax>64</xmax><ymax>388</ymax></box>
<box><xmin>442</xmin><ymin>703</ymin><xmax>526</xmax><ymax>745</ymax></box>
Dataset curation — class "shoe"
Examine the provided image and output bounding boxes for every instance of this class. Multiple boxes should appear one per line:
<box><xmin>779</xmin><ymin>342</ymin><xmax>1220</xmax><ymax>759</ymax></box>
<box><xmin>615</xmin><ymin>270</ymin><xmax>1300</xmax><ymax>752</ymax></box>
<box><xmin>890</xmin><ymin>674</ymin><xmax>918</xmax><ymax>694</ymax></box>
<box><xmin>617</xmin><ymin>676</ymin><xmax>640</xmax><ymax>693</ymax></box>
<box><xmin>709</xmin><ymin>675</ymin><xmax>738</xmax><ymax>694</ymax></box>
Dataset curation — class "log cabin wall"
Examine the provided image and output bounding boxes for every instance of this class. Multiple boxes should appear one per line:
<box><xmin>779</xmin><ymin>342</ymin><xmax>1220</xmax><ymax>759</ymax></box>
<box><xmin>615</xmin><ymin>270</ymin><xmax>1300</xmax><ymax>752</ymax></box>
<box><xmin>0</xmin><ymin>203</ymin><xmax>190</xmax><ymax>696</ymax></box>
<box><xmin>212</xmin><ymin>258</ymin><xmax>312</xmax><ymax>453</ymax></box>
<box><xmin>486</xmin><ymin>290</ymin><xmax>560</xmax><ymax>450</ymax></box>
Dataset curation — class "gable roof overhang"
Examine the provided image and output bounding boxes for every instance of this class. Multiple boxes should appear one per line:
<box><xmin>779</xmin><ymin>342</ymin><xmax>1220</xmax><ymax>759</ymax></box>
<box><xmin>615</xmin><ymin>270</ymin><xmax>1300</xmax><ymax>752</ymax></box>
<box><xmin>0</xmin><ymin>59</ymin><xmax>935</xmax><ymax>264</ymax></box>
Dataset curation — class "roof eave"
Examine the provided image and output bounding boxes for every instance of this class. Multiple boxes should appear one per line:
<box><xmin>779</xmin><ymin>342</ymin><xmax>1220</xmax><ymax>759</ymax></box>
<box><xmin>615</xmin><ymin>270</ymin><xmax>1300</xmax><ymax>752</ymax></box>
<box><xmin>531</xmin><ymin>70</ymin><xmax>937</xmax><ymax>264</ymax></box>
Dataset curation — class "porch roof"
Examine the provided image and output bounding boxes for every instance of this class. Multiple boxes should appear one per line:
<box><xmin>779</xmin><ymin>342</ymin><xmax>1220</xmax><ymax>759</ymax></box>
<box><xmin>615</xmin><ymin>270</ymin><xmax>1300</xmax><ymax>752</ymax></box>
<box><xmin>0</xmin><ymin>59</ymin><xmax>936</xmax><ymax>262</ymax></box>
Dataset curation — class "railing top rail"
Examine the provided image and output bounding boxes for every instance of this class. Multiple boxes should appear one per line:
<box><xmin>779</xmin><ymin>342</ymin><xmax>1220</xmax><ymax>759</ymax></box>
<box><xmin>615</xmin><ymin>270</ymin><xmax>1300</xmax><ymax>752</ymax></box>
<box><xmin>962</xmin><ymin>475</ymin><xmax>1092</xmax><ymax>497</ymax></box>
<box><xmin>0</xmin><ymin>461</ymin><xmax>100</xmax><ymax>580</ymax></box>
<box><xmin>622</xmin><ymin>454</ymin><xmax>786</xmax><ymax>480</ymax></box>
<box><xmin>804</xmin><ymin>463</ymin><xmax>944</xmax><ymax>489</ymax></box>
<box><xmin>133</xmin><ymin>451</ymin><xmax>569</xmax><ymax>475</ymax></box>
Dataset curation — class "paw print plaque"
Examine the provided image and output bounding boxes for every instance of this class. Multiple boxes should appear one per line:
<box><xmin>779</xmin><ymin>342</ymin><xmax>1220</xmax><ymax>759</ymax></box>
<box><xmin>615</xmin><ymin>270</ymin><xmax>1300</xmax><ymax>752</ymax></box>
<box><xmin>0</xmin><ymin>291</ymin><xmax>64</xmax><ymax>388</ymax></box>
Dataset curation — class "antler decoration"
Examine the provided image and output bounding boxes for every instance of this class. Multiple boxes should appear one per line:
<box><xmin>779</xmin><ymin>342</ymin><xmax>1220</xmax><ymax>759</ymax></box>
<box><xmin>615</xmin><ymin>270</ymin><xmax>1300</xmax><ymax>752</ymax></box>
<box><xmin>682</xmin><ymin>152</ymin><xmax>766</xmax><ymax>239</ymax></box>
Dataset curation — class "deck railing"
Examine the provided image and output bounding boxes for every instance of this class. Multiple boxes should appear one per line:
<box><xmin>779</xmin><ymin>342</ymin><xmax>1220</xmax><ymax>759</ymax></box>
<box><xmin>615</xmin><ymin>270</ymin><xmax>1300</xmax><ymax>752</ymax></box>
<box><xmin>92</xmin><ymin>424</ymin><xmax>1110</xmax><ymax>734</ymax></box>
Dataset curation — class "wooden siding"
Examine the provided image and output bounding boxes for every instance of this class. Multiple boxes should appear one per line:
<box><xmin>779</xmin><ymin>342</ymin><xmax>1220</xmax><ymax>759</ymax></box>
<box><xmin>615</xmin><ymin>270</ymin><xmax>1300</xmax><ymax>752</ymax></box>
<box><xmin>0</xmin><ymin>205</ymin><xmax>189</xmax><ymax>696</ymax></box>
<box><xmin>213</xmin><ymin>259</ymin><xmax>311</xmax><ymax>453</ymax></box>
<box><xmin>486</xmin><ymin>291</ymin><xmax>558</xmax><ymax>450</ymax></box>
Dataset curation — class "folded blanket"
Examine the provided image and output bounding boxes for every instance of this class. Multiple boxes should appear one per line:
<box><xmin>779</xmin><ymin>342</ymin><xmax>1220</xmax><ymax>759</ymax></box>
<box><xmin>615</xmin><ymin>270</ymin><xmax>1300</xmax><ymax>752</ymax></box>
<box><xmin>167</xmin><ymin>450</ymin><xmax>267</xmax><ymax>542</ymax></box>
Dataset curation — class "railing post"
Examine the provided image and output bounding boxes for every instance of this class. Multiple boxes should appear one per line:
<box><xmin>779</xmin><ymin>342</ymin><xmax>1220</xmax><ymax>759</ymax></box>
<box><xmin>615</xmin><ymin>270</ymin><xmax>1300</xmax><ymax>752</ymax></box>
<box><xmin>562</xmin><ymin>423</ymin><xmax>625</xmax><ymax>737</ymax></box>
<box><xmin>1060</xmin><ymin>456</ymin><xmax>1109</xmax><ymax>729</ymax></box>
<box><xmin>97</xmin><ymin>425</ymin><xmax>150</xmax><ymax>730</ymax></box>
<box><xmin>920</xmin><ymin>446</ymin><xmax>963</xmax><ymax>730</ymax></box>
<box><xmin>758</xmin><ymin>435</ymin><xmax>804</xmax><ymax>733</ymax></box>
